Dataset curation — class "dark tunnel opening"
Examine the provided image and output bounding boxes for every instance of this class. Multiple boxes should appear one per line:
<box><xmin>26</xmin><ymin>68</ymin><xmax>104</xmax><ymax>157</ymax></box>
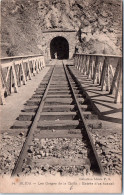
<box><xmin>50</xmin><ymin>36</ymin><xmax>69</xmax><ymax>59</ymax></box>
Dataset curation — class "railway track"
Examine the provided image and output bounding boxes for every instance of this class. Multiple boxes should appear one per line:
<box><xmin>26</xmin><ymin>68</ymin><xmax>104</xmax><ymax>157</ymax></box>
<box><xmin>11</xmin><ymin>62</ymin><xmax>104</xmax><ymax>176</ymax></box>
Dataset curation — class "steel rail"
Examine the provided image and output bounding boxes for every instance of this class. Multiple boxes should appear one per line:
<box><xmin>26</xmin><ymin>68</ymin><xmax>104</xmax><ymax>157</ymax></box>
<box><xmin>11</xmin><ymin>66</ymin><xmax>55</xmax><ymax>176</ymax></box>
<box><xmin>63</xmin><ymin>63</ymin><xmax>104</xmax><ymax>175</ymax></box>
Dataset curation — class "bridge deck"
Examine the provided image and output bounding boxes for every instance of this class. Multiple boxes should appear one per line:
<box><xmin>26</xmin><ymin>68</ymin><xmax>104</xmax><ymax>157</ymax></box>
<box><xmin>0</xmin><ymin>62</ymin><xmax>122</xmax><ymax>132</ymax></box>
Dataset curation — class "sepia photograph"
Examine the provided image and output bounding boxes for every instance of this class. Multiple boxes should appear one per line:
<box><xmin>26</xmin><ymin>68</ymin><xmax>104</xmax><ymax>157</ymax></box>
<box><xmin>0</xmin><ymin>0</ymin><xmax>123</xmax><ymax>193</ymax></box>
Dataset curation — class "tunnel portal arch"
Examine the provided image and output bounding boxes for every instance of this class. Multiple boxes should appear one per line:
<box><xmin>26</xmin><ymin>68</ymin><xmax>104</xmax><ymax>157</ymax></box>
<box><xmin>42</xmin><ymin>29</ymin><xmax>77</xmax><ymax>60</ymax></box>
<box><xmin>50</xmin><ymin>36</ymin><xmax>69</xmax><ymax>59</ymax></box>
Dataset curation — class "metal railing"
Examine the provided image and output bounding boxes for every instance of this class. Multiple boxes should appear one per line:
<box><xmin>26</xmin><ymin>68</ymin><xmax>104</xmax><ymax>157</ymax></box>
<box><xmin>74</xmin><ymin>53</ymin><xmax>122</xmax><ymax>103</ymax></box>
<box><xmin>0</xmin><ymin>54</ymin><xmax>45</xmax><ymax>105</ymax></box>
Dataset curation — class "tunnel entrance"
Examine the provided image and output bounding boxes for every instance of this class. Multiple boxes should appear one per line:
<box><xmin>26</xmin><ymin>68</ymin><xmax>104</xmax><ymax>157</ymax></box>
<box><xmin>50</xmin><ymin>36</ymin><xmax>69</xmax><ymax>59</ymax></box>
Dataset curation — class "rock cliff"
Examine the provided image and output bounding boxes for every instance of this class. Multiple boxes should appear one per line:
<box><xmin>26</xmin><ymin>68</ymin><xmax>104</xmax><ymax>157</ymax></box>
<box><xmin>1</xmin><ymin>0</ymin><xmax>122</xmax><ymax>57</ymax></box>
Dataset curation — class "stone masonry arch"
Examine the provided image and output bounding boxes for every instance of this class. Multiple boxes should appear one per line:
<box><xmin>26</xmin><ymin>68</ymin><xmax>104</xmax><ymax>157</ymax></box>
<box><xmin>42</xmin><ymin>29</ymin><xmax>77</xmax><ymax>60</ymax></box>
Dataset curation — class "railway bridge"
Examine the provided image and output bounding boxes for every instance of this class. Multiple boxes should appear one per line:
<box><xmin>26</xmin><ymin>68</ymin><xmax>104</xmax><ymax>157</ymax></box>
<box><xmin>0</xmin><ymin>31</ymin><xmax>122</xmax><ymax>177</ymax></box>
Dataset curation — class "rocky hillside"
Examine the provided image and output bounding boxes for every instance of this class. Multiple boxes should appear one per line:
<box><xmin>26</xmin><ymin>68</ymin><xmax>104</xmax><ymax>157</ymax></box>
<box><xmin>1</xmin><ymin>0</ymin><xmax>122</xmax><ymax>57</ymax></box>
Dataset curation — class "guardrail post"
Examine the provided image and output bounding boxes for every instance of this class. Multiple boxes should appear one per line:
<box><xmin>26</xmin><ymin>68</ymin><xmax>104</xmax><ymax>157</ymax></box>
<box><xmin>25</xmin><ymin>62</ymin><xmax>28</xmax><ymax>81</ymax></box>
<box><xmin>106</xmin><ymin>59</ymin><xmax>110</xmax><ymax>91</ymax></box>
<box><xmin>12</xmin><ymin>61</ymin><xmax>18</xmax><ymax>92</ymax></box>
<box><xmin>114</xmin><ymin>60</ymin><xmax>122</xmax><ymax>103</ymax></box>
<box><xmin>3</xmin><ymin>68</ymin><xmax>11</xmax><ymax>96</ymax></box>
<box><xmin>78</xmin><ymin>55</ymin><xmax>81</xmax><ymax>71</ymax></box>
<box><xmin>0</xmin><ymin>67</ymin><xmax>5</xmax><ymax>104</ymax></box>
<box><xmin>74</xmin><ymin>54</ymin><xmax>77</xmax><ymax>68</ymax></box>
<box><xmin>77</xmin><ymin>55</ymin><xmax>79</xmax><ymax>70</ymax></box>
<box><xmin>74</xmin><ymin>55</ymin><xmax>76</xmax><ymax>68</ymax></box>
<box><xmin>38</xmin><ymin>59</ymin><xmax>41</xmax><ymax>71</ymax></box>
<box><xmin>41</xmin><ymin>58</ymin><xmax>43</xmax><ymax>69</ymax></box>
<box><xmin>91</xmin><ymin>56</ymin><xmax>95</xmax><ymax>79</ymax></box>
<box><xmin>81</xmin><ymin>55</ymin><xmax>83</xmax><ymax>72</ymax></box>
<box><xmin>101</xmin><ymin>57</ymin><xmax>108</xmax><ymax>91</ymax></box>
<box><xmin>86</xmin><ymin>55</ymin><xmax>90</xmax><ymax>75</ymax></box>
<box><xmin>78</xmin><ymin>55</ymin><xmax>80</xmax><ymax>70</ymax></box>
<box><xmin>32</xmin><ymin>60</ymin><xmax>36</xmax><ymax>76</ymax></box>
<box><xmin>98</xmin><ymin>59</ymin><xmax>103</xmax><ymax>84</ymax></box>
<box><xmin>39</xmin><ymin>60</ymin><xmax>42</xmax><ymax>70</ymax></box>
<box><xmin>0</xmin><ymin>88</ymin><xmax>5</xmax><ymax>105</ymax></box>
<box><xmin>110</xmin><ymin>58</ymin><xmax>120</xmax><ymax>94</ymax></box>
<box><xmin>21</xmin><ymin>61</ymin><xmax>27</xmax><ymax>85</ymax></box>
<box><xmin>82</xmin><ymin>55</ymin><xmax>86</xmax><ymax>74</ymax></box>
<box><xmin>88</xmin><ymin>56</ymin><xmax>93</xmax><ymax>79</ymax></box>
<box><xmin>93</xmin><ymin>56</ymin><xmax>99</xmax><ymax>84</ymax></box>
<box><xmin>76</xmin><ymin>55</ymin><xmax>78</xmax><ymax>69</ymax></box>
<box><xmin>9</xmin><ymin>67</ymin><xmax>13</xmax><ymax>93</ymax></box>
<box><xmin>36</xmin><ymin>59</ymin><xmax>39</xmax><ymax>74</ymax></box>
<box><xmin>42</xmin><ymin>56</ymin><xmax>45</xmax><ymax>68</ymax></box>
<box><xmin>27</xmin><ymin>60</ymin><xmax>32</xmax><ymax>80</ymax></box>
<box><xmin>80</xmin><ymin>55</ymin><xmax>83</xmax><ymax>73</ymax></box>
<box><xmin>77</xmin><ymin>55</ymin><xmax>80</xmax><ymax>70</ymax></box>
<box><xmin>100</xmin><ymin>57</ymin><xmax>105</xmax><ymax>85</ymax></box>
<box><xmin>109</xmin><ymin>58</ymin><xmax>122</xmax><ymax>103</ymax></box>
<box><xmin>19</xmin><ymin>64</ymin><xmax>22</xmax><ymax>86</ymax></box>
